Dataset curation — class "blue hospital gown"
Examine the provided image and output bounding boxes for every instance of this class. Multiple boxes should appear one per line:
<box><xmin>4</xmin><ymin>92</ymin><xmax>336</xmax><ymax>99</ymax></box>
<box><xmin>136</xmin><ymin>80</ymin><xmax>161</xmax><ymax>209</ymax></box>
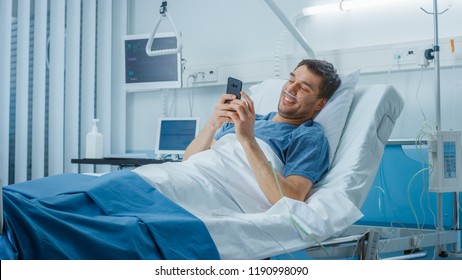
<box><xmin>215</xmin><ymin>112</ymin><xmax>329</xmax><ymax>184</ymax></box>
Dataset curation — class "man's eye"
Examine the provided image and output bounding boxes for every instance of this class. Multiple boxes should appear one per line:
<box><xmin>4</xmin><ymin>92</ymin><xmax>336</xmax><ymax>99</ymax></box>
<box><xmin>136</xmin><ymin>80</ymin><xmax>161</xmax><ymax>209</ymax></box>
<box><xmin>300</xmin><ymin>87</ymin><xmax>310</xmax><ymax>93</ymax></box>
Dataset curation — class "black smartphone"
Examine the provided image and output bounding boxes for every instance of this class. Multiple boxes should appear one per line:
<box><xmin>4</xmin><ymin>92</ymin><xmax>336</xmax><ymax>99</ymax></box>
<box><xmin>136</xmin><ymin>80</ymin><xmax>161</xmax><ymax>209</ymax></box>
<box><xmin>226</xmin><ymin>77</ymin><xmax>242</xmax><ymax>103</ymax></box>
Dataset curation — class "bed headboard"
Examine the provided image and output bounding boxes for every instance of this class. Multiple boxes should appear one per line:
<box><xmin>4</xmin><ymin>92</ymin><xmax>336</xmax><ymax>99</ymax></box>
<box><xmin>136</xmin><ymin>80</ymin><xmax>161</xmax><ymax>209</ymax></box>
<box><xmin>314</xmin><ymin>84</ymin><xmax>404</xmax><ymax>208</ymax></box>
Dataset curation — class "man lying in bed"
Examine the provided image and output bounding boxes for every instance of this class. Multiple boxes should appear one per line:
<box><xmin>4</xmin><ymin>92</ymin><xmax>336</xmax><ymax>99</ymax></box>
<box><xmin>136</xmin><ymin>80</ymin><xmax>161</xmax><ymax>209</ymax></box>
<box><xmin>134</xmin><ymin>59</ymin><xmax>341</xmax><ymax>214</ymax></box>
<box><xmin>0</xmin><ymin>59</ymin><xmax>340</xmax><ymax>260</ymax></box>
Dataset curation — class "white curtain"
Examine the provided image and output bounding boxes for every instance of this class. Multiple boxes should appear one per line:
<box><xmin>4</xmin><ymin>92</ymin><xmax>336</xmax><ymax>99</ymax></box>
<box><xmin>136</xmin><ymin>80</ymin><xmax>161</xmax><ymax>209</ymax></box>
<box><xmin>31</xmin><ymin>0</ymin><xmax>48</xmax><ymax>179</ymax></box>
<box><xmin>0</xmin><ymin>0</ymin><xmax>13</xmax><ymax>184</ymax></box>
<box><xmin>0</xmin><ymin>0</ymin><xmax>128</xmax><ymax>184</ymax></box>
<box><xmin>14</xmin><ymin>0</ymin><xmax>31</xmax><ymax>183</ymax></box>
<box><xmin>63</xmin><ymin>0</ymin><xmax>82</xmax><ymax>175</ymax></box>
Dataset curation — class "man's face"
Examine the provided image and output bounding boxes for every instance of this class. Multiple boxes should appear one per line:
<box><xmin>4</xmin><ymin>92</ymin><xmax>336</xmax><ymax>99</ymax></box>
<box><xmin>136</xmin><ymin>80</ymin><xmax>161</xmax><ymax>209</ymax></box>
<box><xmin>277</xmin><ymin>66</ymin><xmax>327</xmax><ymax>124</ymax></box>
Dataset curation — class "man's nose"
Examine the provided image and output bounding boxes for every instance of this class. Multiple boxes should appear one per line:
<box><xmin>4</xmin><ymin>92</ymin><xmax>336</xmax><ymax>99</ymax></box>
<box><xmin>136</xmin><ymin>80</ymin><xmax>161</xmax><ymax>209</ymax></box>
<box><xmin>287</xmin><ymin>82</ymin><xmax>299</xmax><ymax>95</ymax></box>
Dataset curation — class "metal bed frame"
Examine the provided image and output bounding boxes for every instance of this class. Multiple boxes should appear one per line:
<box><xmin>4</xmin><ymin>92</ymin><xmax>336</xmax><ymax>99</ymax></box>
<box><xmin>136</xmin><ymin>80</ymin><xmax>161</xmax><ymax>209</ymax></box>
<box><xmin>306</xmin><ymin>225</ymin><xmax>460</xmax><ymax>260</ymax></box>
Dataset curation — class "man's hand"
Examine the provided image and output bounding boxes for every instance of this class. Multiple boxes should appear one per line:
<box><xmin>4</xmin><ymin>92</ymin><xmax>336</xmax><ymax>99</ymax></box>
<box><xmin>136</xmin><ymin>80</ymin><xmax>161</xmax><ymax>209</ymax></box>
<box><xmin>183</xmin><ymin>93</ymin><xmax>241</xmax><ymax>160</ymax></box>
<box><xmin>226</xmin><ymin>91</ymin><xmax>256</xmax><ymax>145</ymax></box>
<box><xmin>209</xmin><ymin>93</ymin><xmax>242</xmax><ymax>129</ymax></box>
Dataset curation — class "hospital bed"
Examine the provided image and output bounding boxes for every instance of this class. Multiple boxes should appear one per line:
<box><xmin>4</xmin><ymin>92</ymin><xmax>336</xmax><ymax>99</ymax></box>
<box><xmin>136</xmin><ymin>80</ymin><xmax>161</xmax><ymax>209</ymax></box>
<box><xmin>1</xmin><ymin>72</ymin><xmax>409</xmax><ymax>260</ymax></box>
<box><xmin>238</xmin><ymin>73</ymin><xmax>412</xmax><ymax>259</ymax></box>
<box><xmin>305</xmin><ymin>140</ymin><xmax>461</xmax><ymax>260</ymax></box>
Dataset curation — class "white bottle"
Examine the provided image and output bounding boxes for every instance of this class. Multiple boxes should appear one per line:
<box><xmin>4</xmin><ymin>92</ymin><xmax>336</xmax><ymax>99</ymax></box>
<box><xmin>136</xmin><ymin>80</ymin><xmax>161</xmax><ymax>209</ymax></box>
<box><xmin>85</xmin><ymin>119</ymin><xmax>103</xmax><ymax>158</ymax></box>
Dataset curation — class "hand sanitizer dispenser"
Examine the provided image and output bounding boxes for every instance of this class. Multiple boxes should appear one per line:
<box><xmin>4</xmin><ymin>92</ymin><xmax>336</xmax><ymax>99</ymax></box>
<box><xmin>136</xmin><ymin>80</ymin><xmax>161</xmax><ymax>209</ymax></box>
<box><xmin>85</xmin><ymin>119</ymin><xmax>103</xmax><ymax>158</ymax></box>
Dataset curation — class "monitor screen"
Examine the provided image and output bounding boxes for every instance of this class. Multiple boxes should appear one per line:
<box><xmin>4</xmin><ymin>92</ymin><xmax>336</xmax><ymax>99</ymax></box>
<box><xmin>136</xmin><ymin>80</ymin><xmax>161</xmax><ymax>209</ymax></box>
<box><xmin>155</xmin><ymin>117</ymin><xmax>200</xmax><ymax>156</ymax></box>
<box><xmin>123</xmin><ymin>33</ymin><xmax>182</xmax><ymax>92</ymax></box>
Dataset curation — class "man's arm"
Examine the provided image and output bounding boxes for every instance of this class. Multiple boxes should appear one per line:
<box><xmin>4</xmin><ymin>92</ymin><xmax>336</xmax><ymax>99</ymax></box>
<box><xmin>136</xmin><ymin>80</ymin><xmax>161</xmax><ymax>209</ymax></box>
<box><xmin>183</xmin><ymin>93</ymin><xmax>239</xmax><ymax>161</ymax></box>
<box><xmin>183</xmin><ymin>120</ymin><xmax>217</xmax><ymax>160</ymax></box>
<box><xmin>241</xmin><ymin>139</ymin><xmax>313</xmax><ymax>203</ymax></box>
<box><xmin>227</xmin><ymin>92</ymin><xmax>313</xmax><ymax>203</ymax></box>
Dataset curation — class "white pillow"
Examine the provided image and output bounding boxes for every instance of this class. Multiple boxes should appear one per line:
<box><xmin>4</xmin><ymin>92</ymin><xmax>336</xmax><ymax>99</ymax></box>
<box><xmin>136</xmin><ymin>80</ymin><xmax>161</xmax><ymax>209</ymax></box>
<box><xmin>249</xmin><ymin>69</ymin><xmax>360</xmax><ymax>165</ymax></box>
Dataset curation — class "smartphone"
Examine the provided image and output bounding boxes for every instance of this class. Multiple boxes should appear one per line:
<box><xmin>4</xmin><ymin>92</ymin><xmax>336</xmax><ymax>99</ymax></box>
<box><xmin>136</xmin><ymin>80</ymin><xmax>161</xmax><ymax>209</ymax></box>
<box><xmin>226</xmin><ymin>77</ymin><xmax>242</xmax><ymax>103</ymax></box>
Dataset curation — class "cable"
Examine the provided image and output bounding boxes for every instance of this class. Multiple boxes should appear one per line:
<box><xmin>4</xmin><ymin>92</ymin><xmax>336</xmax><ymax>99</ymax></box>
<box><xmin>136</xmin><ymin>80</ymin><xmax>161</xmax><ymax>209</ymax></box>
<box><xmin>377</xmin><ymin>125</ymin><xmax>435</xmax><ymax>255</ymax></box>
<box><xmin>406</xmin><ymin>167</ymin><xmax>430</xmax><ymax>232</ymax></box>
<box><xmin>385</xmin><ymin>56</ymin><xmax>397</xmax><ymax>84</ymax></box>
<box><xmin>416</xmin><ymin>123</ymin><xmax>436</xmax><ymax>237</ymax></box>
<box><xmin>415</xmin><ymin>123</ymin><xmax>438</xmax><ymax>230</ymax></box>
<box><xmin>187</xmin><ymin>74</ymin><xmax>197</xmax><ymax>117</ymax></box>
<box><xmin>188</xmin><ymin>87</ymin><xmax>194</xmax><ymax>117</ymax></box>
<box><xmin>415</xmin><ymin>65</ymin><xmax>427</xmax><ymax>122</ymax></box>
<box><xmin>269</xmin><ymin>161</ymin><xmax>328</xmax><ymax>256</ymax></box>
<box><xmin>168</xmin><ymin>91</ymin><xmax>177</xmax><ymax>117</ymax></box>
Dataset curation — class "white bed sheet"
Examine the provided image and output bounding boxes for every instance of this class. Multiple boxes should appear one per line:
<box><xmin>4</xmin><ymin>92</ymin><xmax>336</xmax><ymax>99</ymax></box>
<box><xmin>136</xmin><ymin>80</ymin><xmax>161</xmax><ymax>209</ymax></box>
<box><xmin>135</xmin><ymin>134</ymin><xmax>280</xmax><ymax>214</ymax></box>
<box><xmin>134</xmin><ymin>84</ymin><xmax>404</xmax><ymax>260</ymax></box>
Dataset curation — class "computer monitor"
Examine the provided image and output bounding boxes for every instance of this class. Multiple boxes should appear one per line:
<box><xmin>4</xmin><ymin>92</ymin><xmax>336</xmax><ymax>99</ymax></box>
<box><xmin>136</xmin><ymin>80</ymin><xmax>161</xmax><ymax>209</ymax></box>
<box><xmin>123</xmin><ymin>32</ymin><xmax>182</xmax><ymax>92</ymax></box>
<box><xmin>155</xmin><ymin>117</ymin><xmax>200</xmax><ymax>158</ymax></box>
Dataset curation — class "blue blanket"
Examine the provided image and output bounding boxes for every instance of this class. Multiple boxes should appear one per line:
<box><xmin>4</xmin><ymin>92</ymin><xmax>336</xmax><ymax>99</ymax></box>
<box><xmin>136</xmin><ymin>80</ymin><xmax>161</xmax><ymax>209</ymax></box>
<box><xmin>0</xmin><ymin>170</ymin><xmax>220</xmax><ymax>260</ymax></box>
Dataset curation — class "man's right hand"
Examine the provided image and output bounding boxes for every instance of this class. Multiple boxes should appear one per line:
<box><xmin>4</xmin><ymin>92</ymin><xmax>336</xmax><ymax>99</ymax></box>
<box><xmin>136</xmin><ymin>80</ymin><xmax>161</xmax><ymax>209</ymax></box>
<box><xmin>209</xmin><ymin>93</ymin><xmax>240</xmax><ymax>129</ymax></box>
<box><xmin>183</xmin><ymin>93</ymin><xmax>239</xmax><ymax>160</ymax></box>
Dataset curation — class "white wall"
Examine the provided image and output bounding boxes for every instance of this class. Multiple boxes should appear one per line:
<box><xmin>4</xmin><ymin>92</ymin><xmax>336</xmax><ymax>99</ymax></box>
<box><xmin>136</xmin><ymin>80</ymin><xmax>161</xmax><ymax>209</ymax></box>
<box><xmin>125</xmin><ymin>0</ymin><xmax>462</xmax><ymax>153</ymax></box>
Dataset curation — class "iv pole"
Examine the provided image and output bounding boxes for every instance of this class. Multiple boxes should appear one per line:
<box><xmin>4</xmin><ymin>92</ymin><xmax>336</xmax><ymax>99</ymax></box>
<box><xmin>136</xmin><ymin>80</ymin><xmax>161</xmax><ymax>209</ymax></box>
<box><xmin>424</xmin><ymin>0</ymin><xmax>462</xmax><ymax>257</ymax></box>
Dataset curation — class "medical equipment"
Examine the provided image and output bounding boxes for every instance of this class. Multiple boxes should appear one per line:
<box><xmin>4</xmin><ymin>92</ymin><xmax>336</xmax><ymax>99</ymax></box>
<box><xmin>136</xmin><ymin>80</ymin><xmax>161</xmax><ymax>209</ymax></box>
<box><xmin>304</xmin><ymin>140</ymin><xmax>461</xmax><ymax>260</ymax></box>
<box><xmin>123</xmin><ymin>33</ymin><xmax>182</xmax><ymax>91</ymax></box>
<box><xmin>427</xmin><ymin>131</ymin><xmax>462</xmax><ymax>258</ymax></box>
<box><xmin>428</xmin><ymin>131</ymin><xmax>462</xmax><ymax>193</ymax></box>
<box><xmin>423</xmin><ymin>0</ymin><xmax>462</xmax><ymax>257</ymax></box>
<box><xmin>306</xmin><ymin>225</ymin><xmax>458</xmax><ymax>260</ymax></box>
<box><xmin>145</xmin><ymin>1</ymin><xmax>182</xmax><ymax>57</ymax></box>
<box><xmin>154</xmin><ymin>117</ymin><xmax>200</xmax><ymax>160</ymax></box>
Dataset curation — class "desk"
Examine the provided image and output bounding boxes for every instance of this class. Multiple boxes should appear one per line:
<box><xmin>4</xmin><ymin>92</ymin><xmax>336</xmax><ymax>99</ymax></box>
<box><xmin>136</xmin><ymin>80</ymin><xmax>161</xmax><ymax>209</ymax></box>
<box><xmin>71</xmin><ymin>158</ymin><xmax>176</xmax><ymax>169</ymax></box>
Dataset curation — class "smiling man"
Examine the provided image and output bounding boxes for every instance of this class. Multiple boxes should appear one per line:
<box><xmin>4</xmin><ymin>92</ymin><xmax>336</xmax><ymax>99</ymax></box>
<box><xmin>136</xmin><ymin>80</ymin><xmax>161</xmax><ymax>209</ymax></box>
<box><xmin>182</xmin><ymin>59</ymin><xmax>341</xmax><ymax>205</ymax></box>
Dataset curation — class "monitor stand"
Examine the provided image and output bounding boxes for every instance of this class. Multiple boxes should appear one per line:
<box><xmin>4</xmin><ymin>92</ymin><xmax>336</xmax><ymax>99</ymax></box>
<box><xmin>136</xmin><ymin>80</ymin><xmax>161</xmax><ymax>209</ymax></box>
<box><xmin>170</xmin><ymin>154</ymin><xmax>179</xmax><ymax>161</ymax></box>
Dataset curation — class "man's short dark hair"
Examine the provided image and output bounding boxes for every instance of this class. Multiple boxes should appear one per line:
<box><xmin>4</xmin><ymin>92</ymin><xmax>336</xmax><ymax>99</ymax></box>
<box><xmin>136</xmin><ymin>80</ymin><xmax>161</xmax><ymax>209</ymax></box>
<box><xmin>295</xmin><ymin>59</ymin><xmax>341</xmax><ymax>99</ymax></box>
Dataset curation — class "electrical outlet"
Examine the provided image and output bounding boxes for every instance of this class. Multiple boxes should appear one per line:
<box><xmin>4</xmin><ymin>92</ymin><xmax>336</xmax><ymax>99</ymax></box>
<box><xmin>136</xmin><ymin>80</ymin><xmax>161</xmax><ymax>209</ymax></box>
<box><xmin>195</xmin><ymin>68</ymin><xmax>218</xmax><ymax>83</ymax></box>
<box><xmin>393</xmin><ymin>46</ymin><xmax>430</xmax><ymax>67</ymax></box>
<box><xmin>393</xmin><ymin>47</ymin><xmax>418</xmax><ymax>65</ymax></box>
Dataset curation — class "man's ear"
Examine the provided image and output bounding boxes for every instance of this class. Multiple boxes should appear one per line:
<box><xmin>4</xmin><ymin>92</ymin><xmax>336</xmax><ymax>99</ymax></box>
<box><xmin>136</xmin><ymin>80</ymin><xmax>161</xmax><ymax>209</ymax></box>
<box><xmin>314</xmin><ymin>98</ymin><xmax>328</xmax><ymax>112</ymax></box>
